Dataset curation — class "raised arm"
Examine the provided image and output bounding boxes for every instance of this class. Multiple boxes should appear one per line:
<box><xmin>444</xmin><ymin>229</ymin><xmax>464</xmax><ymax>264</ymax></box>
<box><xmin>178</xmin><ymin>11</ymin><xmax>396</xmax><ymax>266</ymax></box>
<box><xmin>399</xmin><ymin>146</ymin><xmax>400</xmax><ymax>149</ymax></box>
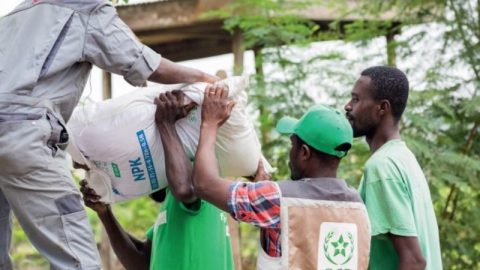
<box><xmin>80</xmin><ymin>180</ymin><xmax>151</xmax><ymax>270</ymax></box>
<box><xmin>154</xmin><ymin>91</ymin><xmax>197</xmax><ymax>203</ymax></box>
<box><xmin>148</xmin><ymin>58</ymin><xmax>219</xmax><ymax>84</ymax></box>
<box><xmin>192</xmin><ymin>86</ymin><xmax>283</xmax><ymax>231</ymax></box>
<box><xmin>192</xmin><ymin>84</ymin><xmax>236</xmax><ymax>211</ymax></box>
<box><xmin>84</xmin><ymin>4</ymin><xmax>218</xmax><ymax>86</ymax></box>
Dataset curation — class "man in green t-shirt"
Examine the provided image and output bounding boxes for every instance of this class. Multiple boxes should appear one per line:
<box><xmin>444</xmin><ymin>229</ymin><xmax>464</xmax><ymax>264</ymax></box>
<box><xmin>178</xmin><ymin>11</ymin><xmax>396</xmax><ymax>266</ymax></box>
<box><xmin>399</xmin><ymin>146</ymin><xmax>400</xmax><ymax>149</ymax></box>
<box><xmin>80</xmin><ymin>91</ymin><xmax>234</xmax><ymax>270</ymax></box>
<box><xmin>344</xmin><ymin>66</ymin><xmax>442</xmax><ymax>270</ymax></box>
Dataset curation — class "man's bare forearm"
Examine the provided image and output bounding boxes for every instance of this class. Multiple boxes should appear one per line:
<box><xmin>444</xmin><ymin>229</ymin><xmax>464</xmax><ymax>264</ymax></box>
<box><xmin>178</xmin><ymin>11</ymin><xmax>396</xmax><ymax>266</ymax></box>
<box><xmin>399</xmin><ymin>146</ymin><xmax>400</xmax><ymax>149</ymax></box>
<box><xmin>158</xmin><ymin>122</ymin><xmax>196</xmax><ymax>203</ymax></box>
<box><xmin>192</xmin><ymin>123</ymin><xmax>230</xmax><ymax>211</ymax></box>
<box><xmin>98</xmin><ymin>209</ymin><xmax>150</xmax><ymax>270</ymax></box>
<box><xmin>389</xmin><ymin>234</ymin><xmax>426</xmax><ymax>270</ymax></box>
<box><xmin>148</xmin><ymin>58</ymin><xmax>218</xmax><ymax>84</ymax></box>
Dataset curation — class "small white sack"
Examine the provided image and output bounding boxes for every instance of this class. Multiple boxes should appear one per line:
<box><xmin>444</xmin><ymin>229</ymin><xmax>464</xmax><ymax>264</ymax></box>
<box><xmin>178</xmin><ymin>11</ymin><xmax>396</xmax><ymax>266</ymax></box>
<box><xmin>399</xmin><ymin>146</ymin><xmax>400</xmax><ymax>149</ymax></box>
<box><xmin>67</xmin><ymin>77</ymin><xmax>271</xmax><ymax>203</ymax></box>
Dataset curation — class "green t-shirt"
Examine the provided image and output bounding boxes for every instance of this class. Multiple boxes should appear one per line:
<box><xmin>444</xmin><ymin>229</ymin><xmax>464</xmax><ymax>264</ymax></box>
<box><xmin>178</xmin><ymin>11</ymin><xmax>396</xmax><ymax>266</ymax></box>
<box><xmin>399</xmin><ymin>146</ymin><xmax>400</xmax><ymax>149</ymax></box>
<box><xmin>358</xmin><ymin>140</ymin><xmax>442</xmax><ymax>270</ymax></box>
<box><xmin>146</xmin><ymin>190</ymin><xmax>234</xmax><ymax>270</ymax></box>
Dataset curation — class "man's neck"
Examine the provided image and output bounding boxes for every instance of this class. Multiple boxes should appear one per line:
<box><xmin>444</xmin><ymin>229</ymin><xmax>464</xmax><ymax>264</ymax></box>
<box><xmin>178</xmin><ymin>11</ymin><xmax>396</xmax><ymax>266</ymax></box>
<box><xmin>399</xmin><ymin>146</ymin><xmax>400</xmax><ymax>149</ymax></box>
<box><xmin>302</xmin><ymin>168</ymin><xmax>338</xmax><ymax>179</ymax></box>
<box><xmin>366</xmin><ymin>123</ymin><xmax>401</xmax><ymax>153</ymax></box>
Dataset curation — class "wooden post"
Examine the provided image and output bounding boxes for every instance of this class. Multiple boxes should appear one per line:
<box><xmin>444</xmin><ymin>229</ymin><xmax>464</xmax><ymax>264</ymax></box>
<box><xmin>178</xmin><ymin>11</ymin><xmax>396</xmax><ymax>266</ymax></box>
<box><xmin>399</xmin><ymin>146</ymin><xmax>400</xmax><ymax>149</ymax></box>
<box><xmin>228</xmin><ymin>216</ymin><xmax>243</xmax><ymax>270</ymax></box>
<box><xmin>102</xmin><ymin>71</ymin><xmax>112</xmax><ymax>100</ymax></box>
<box><xmin>253</xmin><ymin>46</ymin><xmax>269</xmax><ymax>145</ymax></box>
<box><xmin>253</xmin><ymin>47</ymin><xmax>264</xmax><ymax>82</ymax></box>
<box><xmin>100</xmin><ymin>70</ymin><xmax>114</xmax><ymax>270</ymax></box>
<box><xmin>386</xmin><ymin>31</ymin><xmax>397</xmax><ymax>67</ymax></box>
<box><xmin>99</xmin><ymin>227</ymin><xmax>113</xmax><ymax>270</ymax></box>
<box><xmin>232</xmin><ymin>27</ymin><xmax>245</xmax><ymax>75</ymax></box>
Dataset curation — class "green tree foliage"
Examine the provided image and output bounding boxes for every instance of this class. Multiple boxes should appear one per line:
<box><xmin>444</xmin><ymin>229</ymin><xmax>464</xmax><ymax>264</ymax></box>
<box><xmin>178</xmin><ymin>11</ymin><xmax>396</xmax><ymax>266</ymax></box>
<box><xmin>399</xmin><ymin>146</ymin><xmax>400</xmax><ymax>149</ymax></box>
<box><xmin>213</xmin><ymin>0</ymin><xmax>479</xmax><ymax>269</ymax></box>
<box><xmin>408</xmin><ymin>2</ymin><xmax>479</xmax><ymax>268</ymax></box>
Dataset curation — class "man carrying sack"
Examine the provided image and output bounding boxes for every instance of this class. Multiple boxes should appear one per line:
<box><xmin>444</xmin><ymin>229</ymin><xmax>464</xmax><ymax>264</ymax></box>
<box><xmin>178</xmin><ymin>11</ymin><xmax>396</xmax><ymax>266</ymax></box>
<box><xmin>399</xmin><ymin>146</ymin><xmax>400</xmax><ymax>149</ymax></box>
<box><xmin>0</xmin><ymin>1</ymin><xmax>217</xmax><ymax>269</ymax></box>
<box><xmin>190</xmin><ymin>84</ymin><xmax>371</xmax><ymax>270</ymax></box>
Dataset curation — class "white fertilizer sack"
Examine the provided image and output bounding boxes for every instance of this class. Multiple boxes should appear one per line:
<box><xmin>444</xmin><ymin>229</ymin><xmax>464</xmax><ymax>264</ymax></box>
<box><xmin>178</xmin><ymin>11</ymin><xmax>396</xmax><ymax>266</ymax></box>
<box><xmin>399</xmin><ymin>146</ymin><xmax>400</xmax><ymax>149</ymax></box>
<box><xmin>67</xmin><ymin>77</ymin><xmax>272</xmax><ymax>203</ymax></box>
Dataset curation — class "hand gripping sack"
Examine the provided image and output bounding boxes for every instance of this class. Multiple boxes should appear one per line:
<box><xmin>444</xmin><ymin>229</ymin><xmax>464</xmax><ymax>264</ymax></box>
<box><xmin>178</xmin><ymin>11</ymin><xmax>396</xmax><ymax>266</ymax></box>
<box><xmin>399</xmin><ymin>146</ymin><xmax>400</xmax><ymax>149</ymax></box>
<box><xmin>67</xmin><ymin>77</ymin><xmax>272</xmax><ymax>203</ymax></box>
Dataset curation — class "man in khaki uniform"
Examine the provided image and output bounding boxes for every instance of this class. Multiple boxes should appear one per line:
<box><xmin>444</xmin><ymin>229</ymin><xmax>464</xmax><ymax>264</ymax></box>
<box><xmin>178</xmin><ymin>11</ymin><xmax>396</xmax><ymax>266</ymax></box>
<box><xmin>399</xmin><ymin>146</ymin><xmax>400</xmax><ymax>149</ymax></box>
<box><xmin>0</xmin><ymin>1</ymin><xmax>217</xmax><ymax>269</ymax></box>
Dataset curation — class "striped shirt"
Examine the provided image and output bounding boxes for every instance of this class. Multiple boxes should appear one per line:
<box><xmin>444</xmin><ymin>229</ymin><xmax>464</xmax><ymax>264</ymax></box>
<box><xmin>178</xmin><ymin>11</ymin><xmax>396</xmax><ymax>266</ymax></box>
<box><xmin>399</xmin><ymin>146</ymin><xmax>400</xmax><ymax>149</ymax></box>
<box><xmin>227</xmin><ymin>181</ymin><xmax>282</xmax><ymax>257</ymax></box>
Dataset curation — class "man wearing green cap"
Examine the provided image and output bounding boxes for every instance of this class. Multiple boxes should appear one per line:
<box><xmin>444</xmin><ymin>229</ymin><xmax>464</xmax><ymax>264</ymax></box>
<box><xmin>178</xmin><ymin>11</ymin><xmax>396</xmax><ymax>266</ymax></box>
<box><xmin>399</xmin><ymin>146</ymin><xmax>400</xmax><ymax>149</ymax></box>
<box><xmin>190</xmin><ymin>84</ymin><xmax>371</xmax><ymax>269</ymax></box>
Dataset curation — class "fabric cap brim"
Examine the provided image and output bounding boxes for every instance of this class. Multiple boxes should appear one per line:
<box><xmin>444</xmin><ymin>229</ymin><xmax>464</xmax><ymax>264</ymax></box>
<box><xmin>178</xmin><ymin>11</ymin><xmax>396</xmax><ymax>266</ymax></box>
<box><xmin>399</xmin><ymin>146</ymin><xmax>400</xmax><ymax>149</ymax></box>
<box><xmin>276</xmin><ymin>116</ymin><xmax>299</xmax><ymax>134</ymax></box>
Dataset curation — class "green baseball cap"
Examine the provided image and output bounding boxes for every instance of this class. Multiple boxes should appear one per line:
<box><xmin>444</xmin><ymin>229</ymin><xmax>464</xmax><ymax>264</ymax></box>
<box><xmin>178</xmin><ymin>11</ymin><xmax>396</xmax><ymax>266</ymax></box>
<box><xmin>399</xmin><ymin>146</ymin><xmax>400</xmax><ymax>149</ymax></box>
<box><xmin>275</xmin><ymin>105</ymin><xmax>353</xmax><ymax>158</ymax></box>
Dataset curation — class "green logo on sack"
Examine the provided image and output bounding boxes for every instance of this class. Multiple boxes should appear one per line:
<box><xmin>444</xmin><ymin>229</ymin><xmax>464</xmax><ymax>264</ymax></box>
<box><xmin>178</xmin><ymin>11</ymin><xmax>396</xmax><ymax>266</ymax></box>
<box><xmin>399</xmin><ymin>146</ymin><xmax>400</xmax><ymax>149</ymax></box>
<box><xmin>112</xmin><ymin>163</ymin><xmax>121</xmax><ymax>178</ymax></box>
<box><xmin>323</xmin><ymin>230</ymin><xmax>355</xmax><ymax>266</ymax></box>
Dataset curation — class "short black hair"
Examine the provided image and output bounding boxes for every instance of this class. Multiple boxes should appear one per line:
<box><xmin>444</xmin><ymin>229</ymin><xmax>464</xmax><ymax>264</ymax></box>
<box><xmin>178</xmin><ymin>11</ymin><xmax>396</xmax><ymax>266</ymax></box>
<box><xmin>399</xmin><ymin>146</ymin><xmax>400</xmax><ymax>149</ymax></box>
<box><xmin>361</xmin><ymin>66</ymin><xmax>409</xmax><ymax>121</ymax></box>
<box><xmin>294</xmin><ymin>135</ymin><xmax>345</xmax><ymax>161</ymax></box>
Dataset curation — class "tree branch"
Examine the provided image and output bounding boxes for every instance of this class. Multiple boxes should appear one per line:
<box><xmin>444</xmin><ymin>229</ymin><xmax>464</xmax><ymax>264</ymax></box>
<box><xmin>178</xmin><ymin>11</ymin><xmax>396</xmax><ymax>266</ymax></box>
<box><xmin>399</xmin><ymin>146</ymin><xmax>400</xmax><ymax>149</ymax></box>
<box><xmin>443</xmin><ymin>118</ymin><xmax>479</xmax><ymax>220</ymax></box>
<box><xmin>449</xmin><ymin>0</ymin><xmax>480</xmax><ymax>87</ymax></box>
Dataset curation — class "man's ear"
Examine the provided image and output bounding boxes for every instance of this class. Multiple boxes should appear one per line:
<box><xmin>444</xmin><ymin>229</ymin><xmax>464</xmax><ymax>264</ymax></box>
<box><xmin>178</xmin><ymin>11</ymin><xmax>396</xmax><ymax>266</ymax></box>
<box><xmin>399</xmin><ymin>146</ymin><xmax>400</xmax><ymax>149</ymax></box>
<box><xmin>301</xmin><ymin>144</ymin><xmax>311</xmax><ymax>161</ymax></box>
<box><xmin>378</xmin><ymin>99</ymin><xmax>391</xmax><ymax>117</ymax></box>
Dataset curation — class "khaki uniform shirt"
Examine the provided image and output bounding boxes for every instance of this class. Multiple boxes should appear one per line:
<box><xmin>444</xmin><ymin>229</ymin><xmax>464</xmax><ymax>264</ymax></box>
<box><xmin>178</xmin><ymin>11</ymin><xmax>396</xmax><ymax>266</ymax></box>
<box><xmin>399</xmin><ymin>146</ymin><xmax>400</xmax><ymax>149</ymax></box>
<box><xmin>0</xmin><ymin>0</ymin><xmax>161</xmax><ymax>121</ymax></box>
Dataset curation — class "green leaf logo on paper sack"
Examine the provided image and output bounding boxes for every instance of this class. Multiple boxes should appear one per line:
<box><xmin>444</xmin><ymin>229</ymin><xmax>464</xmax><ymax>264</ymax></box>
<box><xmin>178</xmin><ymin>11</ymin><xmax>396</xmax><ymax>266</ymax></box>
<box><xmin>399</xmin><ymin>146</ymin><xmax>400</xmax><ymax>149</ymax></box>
<box><xmin>318</xmin><ymin>222</ymin><xmax>358</xmax><ymax>270</ymax></box>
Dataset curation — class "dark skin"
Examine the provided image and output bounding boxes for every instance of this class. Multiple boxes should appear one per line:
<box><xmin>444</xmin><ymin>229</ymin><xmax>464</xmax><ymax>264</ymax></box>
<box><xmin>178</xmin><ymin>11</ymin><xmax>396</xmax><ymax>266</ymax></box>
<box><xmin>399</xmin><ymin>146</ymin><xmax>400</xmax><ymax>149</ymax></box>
<box><xmin>288</xmin><ymin>135</ymin><xmax>340</xmax><ymax>180</ymax></box>
<box><xmin>345</xmin><ymin>76</ymin><xmax>401</xmax><ymax>152</ymax></box>
<box><xmin>80</xmin><ymin>91</ymin><xmax>197</xmax><ymax>270</ymax></box>
<box><xmin>147</xmin><ymin>57</ymin><xmax>219</xmax><ymax>84</ymax></box>
<box><xmin>245</xmin><ymin>159</ymin><xmax>272</xmax><ymax>182</ymax></box>
<box><xmin>80</xmin><ymin>182</ymin><xmax>151</xmax><ymax>270</ymax></box>
<box><xmin>192</xmin><ymin>84</ymin><xmax>341</xmax><ymax>213</ymax></box>
<box><xmin>155</xmin><ymin>90</ymin><xmax>197</xmax><ymax>203</ymax></box>
<box><xmin>190</xmin><ymin>84</ymin><xmax>235</xmax><ymax>211</ymax></box>
<box><xmin>345</xmin><ymin>75</ymin><xmax>426</xmax><ymax>270</ymax></box>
